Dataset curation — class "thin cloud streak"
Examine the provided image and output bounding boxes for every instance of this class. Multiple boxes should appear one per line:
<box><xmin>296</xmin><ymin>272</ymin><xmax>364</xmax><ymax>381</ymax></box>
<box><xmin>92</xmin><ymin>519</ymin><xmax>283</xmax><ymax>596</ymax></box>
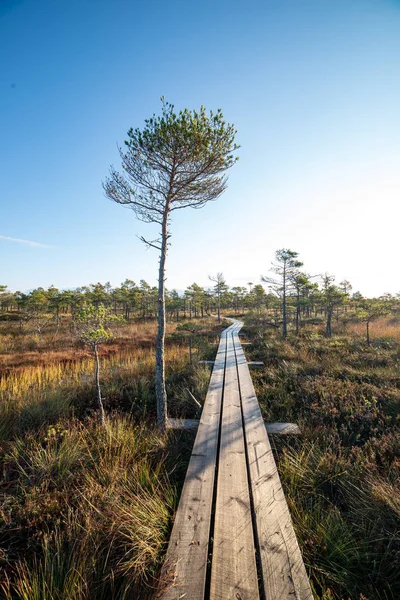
<box><xmin>0</xmin><ymin>235</ymin><xmax>52</xmax><ymax>248</ymax></box>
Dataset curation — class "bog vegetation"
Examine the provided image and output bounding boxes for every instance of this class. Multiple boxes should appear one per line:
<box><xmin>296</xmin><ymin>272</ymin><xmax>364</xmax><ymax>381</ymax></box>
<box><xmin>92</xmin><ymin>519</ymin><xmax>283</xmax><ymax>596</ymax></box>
<box><xmin>0</xmin><ymin>249</ymin><xmax>399</xmax><ymax>599</ymax></box>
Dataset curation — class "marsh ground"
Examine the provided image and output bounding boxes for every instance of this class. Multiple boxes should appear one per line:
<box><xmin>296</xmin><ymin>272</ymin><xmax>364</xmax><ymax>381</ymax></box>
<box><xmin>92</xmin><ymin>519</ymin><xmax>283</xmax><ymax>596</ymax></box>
<box><xmin>242</xmin><ymin>314</ymin><xmax>400</xmax><ymax>600</ymax></box>
<box><xmin>0</xmin><ymin>317</ymin><xmax>223</xmax><ymax>599</ymax></box>
<box><xmin>1</xmin><ymin>313</ymin><xmax>399</xmax><ymax>599</ymax></box>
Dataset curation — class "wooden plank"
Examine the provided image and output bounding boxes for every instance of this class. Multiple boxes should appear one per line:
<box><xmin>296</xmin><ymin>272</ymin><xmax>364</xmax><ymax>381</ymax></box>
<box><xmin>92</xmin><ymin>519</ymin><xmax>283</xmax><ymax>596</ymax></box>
<box><xmin>159</xmin><ymin>326</ymin><xmax>231</xmax><ymax>599</ymax></box>
<box><xmin>232</xmin><ymin>327</ymin><xmax>313</xmax><ymax>600</ymax></box>
<box><xmin>210</xmin><ymin>326</ymin><xmax>259</xmax><ymax>600</ymax></box>
<box><xmin>265</xmin><ymin>422</ymin><xmax>302</xmax><ymax>436</ymax></box>
<box><xmin>199</xmin><ymin>360</ymin><xmax>264</xmax><ymax>369</ymax></box>
<box><xmin>167</xmin><ymin>418</ymin><xmax>200</xmax><ymax>430</ymax></box>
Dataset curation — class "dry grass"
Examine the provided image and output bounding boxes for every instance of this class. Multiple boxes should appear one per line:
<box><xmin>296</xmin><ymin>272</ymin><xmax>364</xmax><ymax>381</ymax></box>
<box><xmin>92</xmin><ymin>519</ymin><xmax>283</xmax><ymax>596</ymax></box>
<box><xmin>0</xmin><ymin>320</ymin><xmax>176</xmax><ymax>373</ymax></box>
<box><xmin>0</xmin><ymin>344</ymin><xmax>190</xmax><ymax>441</ymax></box>
<box><xmin>346</xmin><ymin>316</ymin><xmax>400</xmax><ymax>343</ymax></box>
<box><xmin>0</xmin><ymin>417</ymin><xmax>183</xmax><ymax>600</ymax></box>
<box><xmin>0</xmin><ymin>316</ymin><xmax>223</xmax><ymax>439</ymax></box>
<box><xmin>0</xmin><ymin>316</ymin><xmax>225</xmax><ymax>599</ymax></box>
<box><xmin>0</xmin><ymin>316</ymin><xmax>224</xmax><ymax>372</ymax></box>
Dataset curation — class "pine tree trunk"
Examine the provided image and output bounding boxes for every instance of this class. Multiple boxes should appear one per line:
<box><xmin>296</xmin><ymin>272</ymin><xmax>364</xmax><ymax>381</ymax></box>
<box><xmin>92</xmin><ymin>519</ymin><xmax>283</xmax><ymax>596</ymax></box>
<box><xmin>295</xmin><ymin>294</ymin><xmax>300</xmax><ymax>336</ymax></box>
<box><xmin>326</xmin><ymin>310</ymin><xmax>333</xmax><ymax>338</ymax></box>
<box><xmin>155</xmin><ymin>207</ymin><xmax>170</xmax><ymax>431</ymax></box>
<box><xmin>94</xmin><ymin>344</ymin><xmax>105</xmax><ymax>426</ymax></box>
<box><xmin>282</xmin><ymin>265</ymin><xmax>287</xmax><ymax>339</ymax></box>
<box><xmin>366</xmin><ymin>321</ymin><xmax>370</xmax><ymax>346</ymax></box>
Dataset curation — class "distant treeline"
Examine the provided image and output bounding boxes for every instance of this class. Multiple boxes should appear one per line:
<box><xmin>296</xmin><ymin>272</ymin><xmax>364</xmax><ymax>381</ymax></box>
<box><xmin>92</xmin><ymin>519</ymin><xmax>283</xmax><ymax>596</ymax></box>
<box><xmin>1</xmin><ymin>249</ymin><xmax>398</xmax><ymax>338</ymax></box>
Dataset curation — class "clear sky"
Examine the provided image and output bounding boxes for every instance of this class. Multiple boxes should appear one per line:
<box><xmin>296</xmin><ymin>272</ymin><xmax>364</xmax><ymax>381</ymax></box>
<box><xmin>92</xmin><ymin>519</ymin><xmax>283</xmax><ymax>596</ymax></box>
<box><xmin>1</xmin><ymin>0</ymin><xmax>400</xmax><ymax>296</ymax></box>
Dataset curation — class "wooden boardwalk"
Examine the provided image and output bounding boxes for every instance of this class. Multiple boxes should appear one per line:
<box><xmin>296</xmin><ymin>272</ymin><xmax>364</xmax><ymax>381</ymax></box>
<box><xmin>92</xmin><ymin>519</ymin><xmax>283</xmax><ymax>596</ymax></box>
<box><xmin>159</xmin><ymin>320</ymin><xmax>312</xmax><ymax>600</ymax></box>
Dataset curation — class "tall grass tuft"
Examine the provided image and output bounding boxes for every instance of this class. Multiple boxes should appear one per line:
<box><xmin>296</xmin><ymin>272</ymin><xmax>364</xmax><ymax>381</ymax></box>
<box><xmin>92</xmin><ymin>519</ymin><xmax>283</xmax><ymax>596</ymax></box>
<box><xmin>1</xmin><ymin>416</ymin><xmax>181</xmax><ymax>600</ymax></box>
<box><xmin>2</xmin><ymin>530</ymin><xmax>90</xmax><ymax>600</ymax></box>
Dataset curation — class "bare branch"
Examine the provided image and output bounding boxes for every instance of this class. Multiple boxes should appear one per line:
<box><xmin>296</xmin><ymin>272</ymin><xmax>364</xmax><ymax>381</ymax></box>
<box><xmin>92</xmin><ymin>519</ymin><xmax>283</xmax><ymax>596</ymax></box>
<box><xmin>139</xmin><ymin>235</ymin><xmax>162</xmax><ymax>251</ymax></box>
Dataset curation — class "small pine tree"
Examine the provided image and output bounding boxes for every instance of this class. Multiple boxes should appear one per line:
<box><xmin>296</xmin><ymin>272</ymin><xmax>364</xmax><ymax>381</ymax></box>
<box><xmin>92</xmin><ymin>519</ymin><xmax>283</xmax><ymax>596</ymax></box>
<box><xmin>177</xmin><ymin>322</ymin><xmax>203</xmax><ymax>363</ymax></box>
<box><xmin>356</xmin><ymin>299</ymin><xmax>390</xmax><ymax>346</ymax></box>
<box><xmin>73</xmin><ymin>303</ymin><xmax>119</xmax><ymax>425</ymax></box>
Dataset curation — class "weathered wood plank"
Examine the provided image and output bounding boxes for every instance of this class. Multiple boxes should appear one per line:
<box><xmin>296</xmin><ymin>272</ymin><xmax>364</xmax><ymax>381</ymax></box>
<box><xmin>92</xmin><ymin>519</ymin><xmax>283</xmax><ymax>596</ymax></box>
<box><xmin>210</xmin><ymin>326</ymin><xmax>259</xmax><ymax>600</ymax></box>
<box><xmin>265</xmin><ymin>422</ymin><xmax>302</xmax><ymax>436</ymax></box>
<box><xmin>167</xmin><ymin>418</ymin><xmax>200</xmax><ymax>430</ymax></box>
<box><xmin>159</xmin><ymin>327</ymin><xmax>231</xmax><ymax>599</ymax></box>
<box><xmin>199</xmin><ymin>359</ymin><xmax>264</xmax><ymax>369</ymax></box>
<box><xmin>247</xmin><ymin>361</ymin><xmax>264</xmax><ymax>369</ymax></box>
<box><xmin>232</xmin><ymin>328</ymin><xmax>313</xmax><ymax>600</ymax></box>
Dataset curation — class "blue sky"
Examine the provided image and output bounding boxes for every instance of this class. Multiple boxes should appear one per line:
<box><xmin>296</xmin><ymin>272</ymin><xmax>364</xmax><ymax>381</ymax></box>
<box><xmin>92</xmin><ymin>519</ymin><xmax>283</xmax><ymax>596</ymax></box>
<box><xmin>1</xmin><ymin>0</ymin><xmax>400</xmax><ymax>296</ymax></box>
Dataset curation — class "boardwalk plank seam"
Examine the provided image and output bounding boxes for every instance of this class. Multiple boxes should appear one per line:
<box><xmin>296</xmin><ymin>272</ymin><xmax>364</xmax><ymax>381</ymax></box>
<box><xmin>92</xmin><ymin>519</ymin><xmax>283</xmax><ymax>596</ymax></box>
<box><xmin>159</xmin><ymin>319</ymin><xmax>312</xmax><ymax>600</ymax></box>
